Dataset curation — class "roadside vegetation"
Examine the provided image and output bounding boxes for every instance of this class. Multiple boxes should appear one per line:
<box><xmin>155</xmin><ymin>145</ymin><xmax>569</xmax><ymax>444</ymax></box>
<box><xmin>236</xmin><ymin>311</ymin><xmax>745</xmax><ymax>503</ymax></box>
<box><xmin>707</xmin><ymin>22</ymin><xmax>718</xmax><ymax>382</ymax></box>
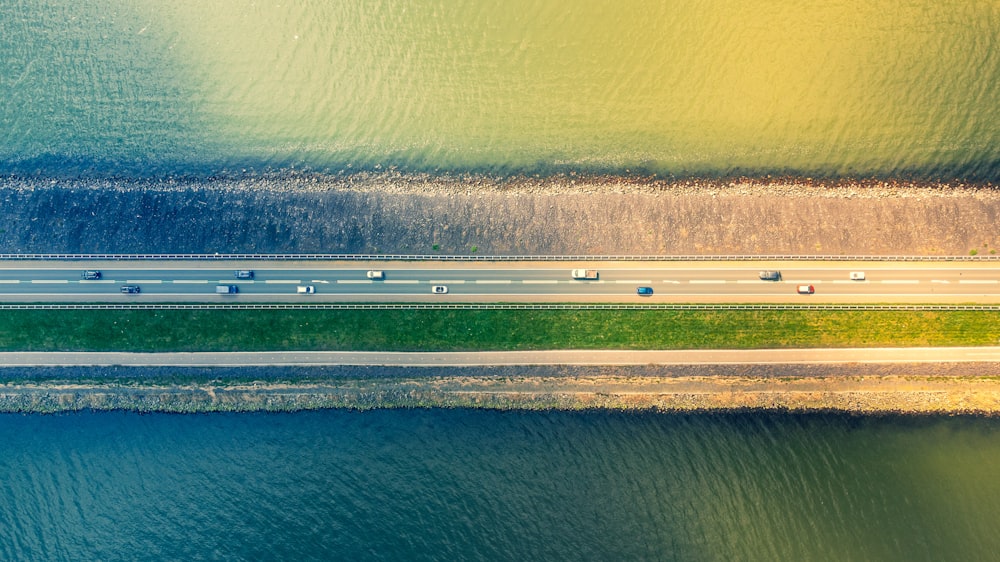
<box><xmin>0</xmin><ymin>308</ymin><xmax>998</xmax><ymax>352</ymax></box>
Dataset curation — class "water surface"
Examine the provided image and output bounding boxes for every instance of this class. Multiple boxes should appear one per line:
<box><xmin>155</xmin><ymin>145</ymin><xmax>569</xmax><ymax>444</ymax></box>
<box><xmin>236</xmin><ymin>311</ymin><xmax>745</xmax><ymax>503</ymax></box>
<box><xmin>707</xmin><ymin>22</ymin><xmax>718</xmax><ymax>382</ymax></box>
<box><xmin>3</xmin><ymin>1</ymin><xmax>998</xmax><ymax>178</ymax></box>
<box><xmin>3</xmin><ymin>410</ymin><xmax>1000</xmax><ymax>560</ymax></box>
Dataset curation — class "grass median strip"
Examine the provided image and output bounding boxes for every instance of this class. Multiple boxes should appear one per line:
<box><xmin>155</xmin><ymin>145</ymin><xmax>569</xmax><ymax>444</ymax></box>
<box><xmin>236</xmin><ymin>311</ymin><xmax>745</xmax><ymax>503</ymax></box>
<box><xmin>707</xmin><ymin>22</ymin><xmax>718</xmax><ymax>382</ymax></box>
<box><xmin>0</xmin><ymin>307</ymin><xmax>998</xmax><ymax>352</ymax></box>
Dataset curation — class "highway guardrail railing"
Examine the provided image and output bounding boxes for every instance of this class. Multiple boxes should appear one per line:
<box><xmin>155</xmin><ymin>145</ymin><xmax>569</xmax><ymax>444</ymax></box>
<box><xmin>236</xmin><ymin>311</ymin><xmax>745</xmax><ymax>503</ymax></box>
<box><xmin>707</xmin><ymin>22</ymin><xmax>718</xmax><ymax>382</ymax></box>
<box><xmin>0</xmin><ymin>253</ymin><xmax>998</xmax><ymax>261</ymax></box>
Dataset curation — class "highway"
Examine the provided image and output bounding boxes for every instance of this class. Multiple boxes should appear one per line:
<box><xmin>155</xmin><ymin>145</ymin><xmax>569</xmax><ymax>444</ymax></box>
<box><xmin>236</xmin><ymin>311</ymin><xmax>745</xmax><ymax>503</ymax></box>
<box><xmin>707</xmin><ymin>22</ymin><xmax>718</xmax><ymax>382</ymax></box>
<box><xmin>0</xmin><ymin>260</ymin><xmax>998</xmax><ymax>303</ymax></box>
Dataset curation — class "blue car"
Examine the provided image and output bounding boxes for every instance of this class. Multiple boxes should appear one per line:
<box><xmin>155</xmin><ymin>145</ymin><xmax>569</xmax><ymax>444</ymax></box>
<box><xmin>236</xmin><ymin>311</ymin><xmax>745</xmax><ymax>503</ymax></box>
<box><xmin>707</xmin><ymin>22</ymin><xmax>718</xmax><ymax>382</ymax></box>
<box><xmin>637</xmin><ymin>286</ymin><xmax>654</xmax><ymax>296</ymax></box>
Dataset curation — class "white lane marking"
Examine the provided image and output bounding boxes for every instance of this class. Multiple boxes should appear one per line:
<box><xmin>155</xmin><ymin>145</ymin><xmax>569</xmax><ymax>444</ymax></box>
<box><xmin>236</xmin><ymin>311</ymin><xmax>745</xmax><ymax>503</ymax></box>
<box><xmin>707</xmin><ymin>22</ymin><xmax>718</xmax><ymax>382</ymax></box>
<box><xmin>736</xmin><ymin>280</ymin><xmax>767</xmax><ymax>284</ymax></box>
<box><xmin>126</xmin><ymin>280</ymin><xmax>162</xmax><ymax>284</ymax></box>
<box><xmin>265</xmin><ymin>280</ymin><xmax>301</xmax><ymax>284</ymax></box>
<box><xmin>337</xmin><ymin>280</ymin><xmax>373</xmax><ymax>284</ymax></box>
<box><xmin>959</xmin><ymin>280</ymin><xmax>998</xmax><ymax>284</ymax></box>
<box><xmin>311</xmin><ymin>280</ymin><xmax>330</xmax><ymax>284</ymax></box>
<box><xmin>79</xmin><ymin>280</ymin><xmax>116</xmax><ymax>284</ymax></box>
<box><xmin>690</xmin><ymin>280</ymin><xmax>725</xmax><ymax>284</ymax></box>
<box><xmin>783</xmin><ymin>280</ymin><xmax>822</xmax><ymax>284</ymax></box>
<box><xmin>476</xmin><ymin>280</ymin><xmax>512</xmax><ymax>284</ymax></box>
<box><xmin>881</xmin><ymin>280</ymin><xmax>919</xmax><ymax>284</ymax></box>
<box><xmin>384</xmin><ymin>280</ymin><xmax>420</xmax><ymax>284</ymax></box>
<box><xmin>932</xmin><ymin>280</ymin><xmax>950</xmax><ymax>284</ymax></box>
<box><xmin>31</xmin><ymin>280</ymin><xmax>69</xmax><ymax>284</ymax></box>
<box><xmin>615</xmin><ymin>280</ymin><xmax>652</xmax><ymax>284</ymax></box>
<box><xmin>429</xmin><ymin>280</ymin><xmax>466</xmax><ymax>284</ymax></box>
<box><xmin>831</xmin><ymin>280</ymin><xmax>864</xmax><ymax>284</ymax></box>
<box><xmin>172</xmin><ymin>280</ymin><xmax>208</xmax><ymax>284</ymax></box>
<box><xmin>0</xmin><ymin>280</ymin><xmax>20</xmax><ymax>284</ymax></box>
<box><xmin>662</xmin><ymin>280</ymin><xmax>681</xmax><ymax>284</ymax></box>
<box><xmin>523</xmin><ymin>280</ymin><xmax>558</xmax><ymax>284</ymax></box>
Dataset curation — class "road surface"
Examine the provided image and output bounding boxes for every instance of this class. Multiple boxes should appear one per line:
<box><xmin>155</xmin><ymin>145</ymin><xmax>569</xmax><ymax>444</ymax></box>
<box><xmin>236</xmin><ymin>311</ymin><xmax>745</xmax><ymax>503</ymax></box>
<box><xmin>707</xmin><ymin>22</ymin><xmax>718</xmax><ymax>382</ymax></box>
<box><xmin>1</xmin><ymin>259</ymin><xmax>999</xmax><ymax>303</ymax></box>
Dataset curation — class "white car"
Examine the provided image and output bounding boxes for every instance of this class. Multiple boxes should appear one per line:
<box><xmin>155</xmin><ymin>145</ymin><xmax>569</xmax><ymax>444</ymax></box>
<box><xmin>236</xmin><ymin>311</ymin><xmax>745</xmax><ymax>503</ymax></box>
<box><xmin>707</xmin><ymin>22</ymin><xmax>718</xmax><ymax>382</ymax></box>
<box><xmin>296</xmin><ymin>285</ymin><xmax>315</xmax><ymax>294</ymax></box>
<box><xmin>850</xmin><ymin>271</ymin><xmax>866</xmax><ymax>281</ymax></box>
<box><xmin>432</xmin><ymin>285</ymin><xmax>448</xmax><ymax>294</ymax></box>
<box><xmin>366</xmin><ymin>270</ymin><xmax>385</xmax><ymax>280</ymax></box>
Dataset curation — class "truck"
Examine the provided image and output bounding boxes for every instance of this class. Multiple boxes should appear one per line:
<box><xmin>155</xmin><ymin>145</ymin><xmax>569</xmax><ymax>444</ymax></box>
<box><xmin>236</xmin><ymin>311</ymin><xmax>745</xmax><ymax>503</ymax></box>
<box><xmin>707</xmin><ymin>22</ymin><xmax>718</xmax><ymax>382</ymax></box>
<box><xmin>571</xmin><ymin>269</ymin><xmax>599</xmax><ymax>280</ymax></box>
<box><xmin>216</xmin><ymin>285</ymin><xmax>238</xmax><ymax>294</ymax></box>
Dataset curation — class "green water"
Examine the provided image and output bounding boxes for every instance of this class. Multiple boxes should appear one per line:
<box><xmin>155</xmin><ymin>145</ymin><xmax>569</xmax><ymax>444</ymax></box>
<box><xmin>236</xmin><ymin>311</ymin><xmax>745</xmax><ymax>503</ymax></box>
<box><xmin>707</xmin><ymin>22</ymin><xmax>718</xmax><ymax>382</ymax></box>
<box><xmin>3</xmin><ymin>411</ymin><xmax>1000</xmax><ymax>560</ymax></box>
<box><xmin>3</xmin><ymin>0</ymin><xmax>999</xmax><ymax>178</ymax></box>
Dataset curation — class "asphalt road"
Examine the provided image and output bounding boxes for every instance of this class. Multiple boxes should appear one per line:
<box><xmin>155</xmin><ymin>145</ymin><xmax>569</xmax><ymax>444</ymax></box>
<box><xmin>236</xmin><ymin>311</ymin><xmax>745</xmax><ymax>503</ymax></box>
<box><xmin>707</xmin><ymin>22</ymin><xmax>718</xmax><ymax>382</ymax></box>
<box><xmin>2</xmin><ymin>347</ymin><xmax>1000</xmax><ymax>367</ymax></box>
<box><xmin>1</xmin><ymin>260</ymin><xmax>999</xmax><ymax>303</ymax></box>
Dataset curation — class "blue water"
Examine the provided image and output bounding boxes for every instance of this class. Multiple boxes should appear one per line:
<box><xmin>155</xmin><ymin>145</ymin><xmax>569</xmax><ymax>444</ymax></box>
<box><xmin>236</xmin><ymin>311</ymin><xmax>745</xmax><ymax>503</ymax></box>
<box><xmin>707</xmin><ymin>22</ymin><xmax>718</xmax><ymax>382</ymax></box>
<box><xmin>3</xmin><ymin>410</ymin><xmax>1000</xmax><ymax>560</ymax></box>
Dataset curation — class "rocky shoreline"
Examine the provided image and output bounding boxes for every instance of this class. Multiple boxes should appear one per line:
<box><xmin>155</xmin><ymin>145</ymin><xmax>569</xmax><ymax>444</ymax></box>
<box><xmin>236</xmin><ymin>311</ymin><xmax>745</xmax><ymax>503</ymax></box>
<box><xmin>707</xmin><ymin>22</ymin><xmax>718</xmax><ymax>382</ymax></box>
<box><xmin>2</xmin><ymin>364</ymin><xmax>1000</xmax><ymax>415</ymax></box>
<box><xmin>1</xmin><ymin>172</ymin><xmax>998</xmax><ymax>256</ymax></box>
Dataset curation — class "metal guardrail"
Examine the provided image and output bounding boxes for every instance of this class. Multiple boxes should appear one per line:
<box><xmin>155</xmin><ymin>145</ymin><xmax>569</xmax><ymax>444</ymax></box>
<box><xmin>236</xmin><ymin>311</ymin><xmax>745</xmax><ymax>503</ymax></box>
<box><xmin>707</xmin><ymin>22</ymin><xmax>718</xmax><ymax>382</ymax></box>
<box><xmin>0</xmin><ymin>303</ymin><xmax>997</xmax><ymax>311</ymax></box>
<box><xmin>0</xmin><ymin>253</ymin><xmax>997</xmax><ymax>262</ymax></box>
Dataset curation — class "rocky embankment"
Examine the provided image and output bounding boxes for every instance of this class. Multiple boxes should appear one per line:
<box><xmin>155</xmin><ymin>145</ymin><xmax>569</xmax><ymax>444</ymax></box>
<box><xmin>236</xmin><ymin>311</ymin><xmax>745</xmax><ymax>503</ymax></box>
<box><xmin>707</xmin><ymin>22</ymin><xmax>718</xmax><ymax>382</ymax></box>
<box><xmin>0</xmin><ymin>172</ymin><xmax>997</xmax><ymax>255</ymax></box>
<box><xmin>2</xmin><ymin>363</ymin><xmax>1000</xmax><ymax>415</ymax></box>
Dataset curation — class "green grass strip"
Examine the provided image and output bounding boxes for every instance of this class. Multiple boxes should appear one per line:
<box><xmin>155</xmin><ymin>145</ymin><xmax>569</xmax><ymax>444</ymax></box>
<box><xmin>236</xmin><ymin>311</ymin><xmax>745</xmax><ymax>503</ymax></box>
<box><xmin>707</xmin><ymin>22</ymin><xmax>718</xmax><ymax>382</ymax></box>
<box><xmin>0</xmin><ymin>308</ymin><xmax>998</xmax><ymax>351</ymax></box>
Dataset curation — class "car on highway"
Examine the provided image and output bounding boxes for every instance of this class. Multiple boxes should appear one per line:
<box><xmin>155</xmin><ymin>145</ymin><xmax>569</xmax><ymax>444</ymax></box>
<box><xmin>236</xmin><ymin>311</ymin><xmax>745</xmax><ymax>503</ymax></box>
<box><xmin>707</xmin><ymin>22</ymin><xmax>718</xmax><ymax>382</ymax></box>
<box><xmin>850</xmin><ymin>271</ymin><xmax>866</xmax><ymax>281</ymax></box>
<box><xmin>366</xmin><ymin>270</ymin><xmax>385</xmax><ymax>280</ymax></box>
<box><xmin>759</xmin><ymin>270</ymin><xmax>782</xmax><ymax>281</ymax></box>
<box><xmin>120</xmin><ymin>285</ymin><xmax>140</xmax><ymax>294</ymax></box>
<box><xmin>216</xmin><ymin>285</ymin><xmax>238</xmax><ymax>294</ymax></box>
<box><xmin>82</xmin><ymin>270</ymin><xmax>102</xmax><ymax>280</ymax></box>
<box><xmin>234</xmin><ymin>270</ymin><xmax>254</xmax><ymax>279</ymax></box>
<box><xmin>297</xmin><ymin>285</ymin><xmax>315</xmax><ymax>294</ymax></box>
<box><xmin>637</xmin><ymin>286</ymin><xmax>654</xmax><ymax>296</ymax></box>
<box><xmin>797</xmin><ymin>284</ymin><xmax>815</xmax><ymax>294</ymax></box>
<box><xmin>432</xmin><ymin>285</ymin><xmax>448</xmax><ymax>294</ymax></box>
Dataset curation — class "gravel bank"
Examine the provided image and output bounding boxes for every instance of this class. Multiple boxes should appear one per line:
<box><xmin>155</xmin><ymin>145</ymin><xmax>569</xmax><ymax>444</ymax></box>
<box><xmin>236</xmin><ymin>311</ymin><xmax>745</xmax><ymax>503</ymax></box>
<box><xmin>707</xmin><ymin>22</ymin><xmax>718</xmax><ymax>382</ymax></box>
<box><xmin>2</xmin><ymin>363</ymin><xmax>1000</xmax><ymax>414</ymax></box>
<box><xmin>1</xmin><ymin>173</ymin><xmax>998</xmax><ymax>255</ymax></box>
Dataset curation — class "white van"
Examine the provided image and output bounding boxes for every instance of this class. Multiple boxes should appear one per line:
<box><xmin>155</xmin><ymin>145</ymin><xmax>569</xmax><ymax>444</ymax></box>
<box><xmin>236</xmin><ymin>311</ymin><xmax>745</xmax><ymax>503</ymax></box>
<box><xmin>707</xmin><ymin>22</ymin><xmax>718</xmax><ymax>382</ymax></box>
<box><xmin>366</xmin><ymin>270</ymin><xmax>384</xmax><ymax>280</ymax></box>
<box><xmin>297</xmin><ymin>285</ymin><xmax>315</xmax><ymax>294</ymax></box>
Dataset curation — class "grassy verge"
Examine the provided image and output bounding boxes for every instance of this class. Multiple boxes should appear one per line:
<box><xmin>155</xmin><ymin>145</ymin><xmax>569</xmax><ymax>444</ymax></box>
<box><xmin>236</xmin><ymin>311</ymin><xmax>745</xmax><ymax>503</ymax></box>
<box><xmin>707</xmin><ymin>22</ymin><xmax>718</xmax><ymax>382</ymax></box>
<box><xmin>0</xmin><ymin>308</ymin><xmax>998</xmax><ymax>351</ymax></box>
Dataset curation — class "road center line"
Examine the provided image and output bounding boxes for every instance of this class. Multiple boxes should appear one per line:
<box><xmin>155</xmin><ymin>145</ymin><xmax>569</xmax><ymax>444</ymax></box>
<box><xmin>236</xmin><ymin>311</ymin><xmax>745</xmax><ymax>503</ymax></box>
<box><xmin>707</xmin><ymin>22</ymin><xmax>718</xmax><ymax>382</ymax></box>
<box><xmin>615</xmin><ymin>280</ymin><xmax>652</xmax><ymax>284</ymax></box>
<box><xmin>126</xmin><ymin>280</ymin><xmax>162</xmax><ymax>284</ymax></box>
<box><xmin>31</xmin><ymin>280</ymin><xmax>69</xmax><ymax>284</ymax></box>
<box><xmin>475</xmin><ymin>280</ymin><xmax>512</xmax><ymax>284</ymax></box>
<box><xmin>959</xmin><ymin>280</ymin><xmax>999</xmax><ymax>284</ymax></box>
<box><xmin>264</xmin><ymin>280</ymin><xmax>301</xmax><ymax>284</ymax></box>
<box><xmin>337</xmin><ymin>280</ymin><xmax>373</xmax><ymax>284</ymax></box>
<box><xmin>523</xmin><ymin>280</ymin><xmax>558</xmax><ymax>284</ymax></box>
<box><xmin>881</xmin><ymin>280</ymin><xmax>919</xmax><ymax>284</ymax></box>
<box><xmin>172</xmin><ymin>280</ymin><xmax>208</xmax><ymax>284</ymax></box>
<box><xmin>384</xmin><ymin>280</ymin><xmax>420</xmax><ymax>284</ymax></box>
<box><xmin>429</xmin><ymin>280</ymin><xmax>467</xmax><ymax>284</ymax></box>
<box><xmin>690</xmin><ymin>280</ymin><xmax>726</xmax><ymax>284</ymax></box>
<box><xmin>0</xmin><ymin>280</ymin><xmax>20</xmax><ymax>284</ymax></box>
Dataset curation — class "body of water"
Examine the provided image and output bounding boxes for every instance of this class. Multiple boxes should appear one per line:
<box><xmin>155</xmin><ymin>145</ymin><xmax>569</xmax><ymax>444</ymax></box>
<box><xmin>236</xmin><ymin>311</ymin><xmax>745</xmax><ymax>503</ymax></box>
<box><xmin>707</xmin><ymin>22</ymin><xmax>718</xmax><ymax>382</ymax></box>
<box><xmin>2</xmin><ymin>410</ymin><xmax>1000</xmax><ymax>560</ymax></box>
<box><xmin>2</xmin><ymin>0</ymin><xmax>998</xmax><ymax>179</ymax></box>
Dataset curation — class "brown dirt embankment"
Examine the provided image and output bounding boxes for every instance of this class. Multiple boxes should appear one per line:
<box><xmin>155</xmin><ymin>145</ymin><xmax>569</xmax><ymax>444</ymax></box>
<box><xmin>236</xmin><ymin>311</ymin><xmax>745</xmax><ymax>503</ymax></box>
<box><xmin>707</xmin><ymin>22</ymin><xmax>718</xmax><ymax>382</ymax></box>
<box><xmin>1</xmin><ymin>173</ymin><xmax>997</xmax><ymax>255</ymax></box>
